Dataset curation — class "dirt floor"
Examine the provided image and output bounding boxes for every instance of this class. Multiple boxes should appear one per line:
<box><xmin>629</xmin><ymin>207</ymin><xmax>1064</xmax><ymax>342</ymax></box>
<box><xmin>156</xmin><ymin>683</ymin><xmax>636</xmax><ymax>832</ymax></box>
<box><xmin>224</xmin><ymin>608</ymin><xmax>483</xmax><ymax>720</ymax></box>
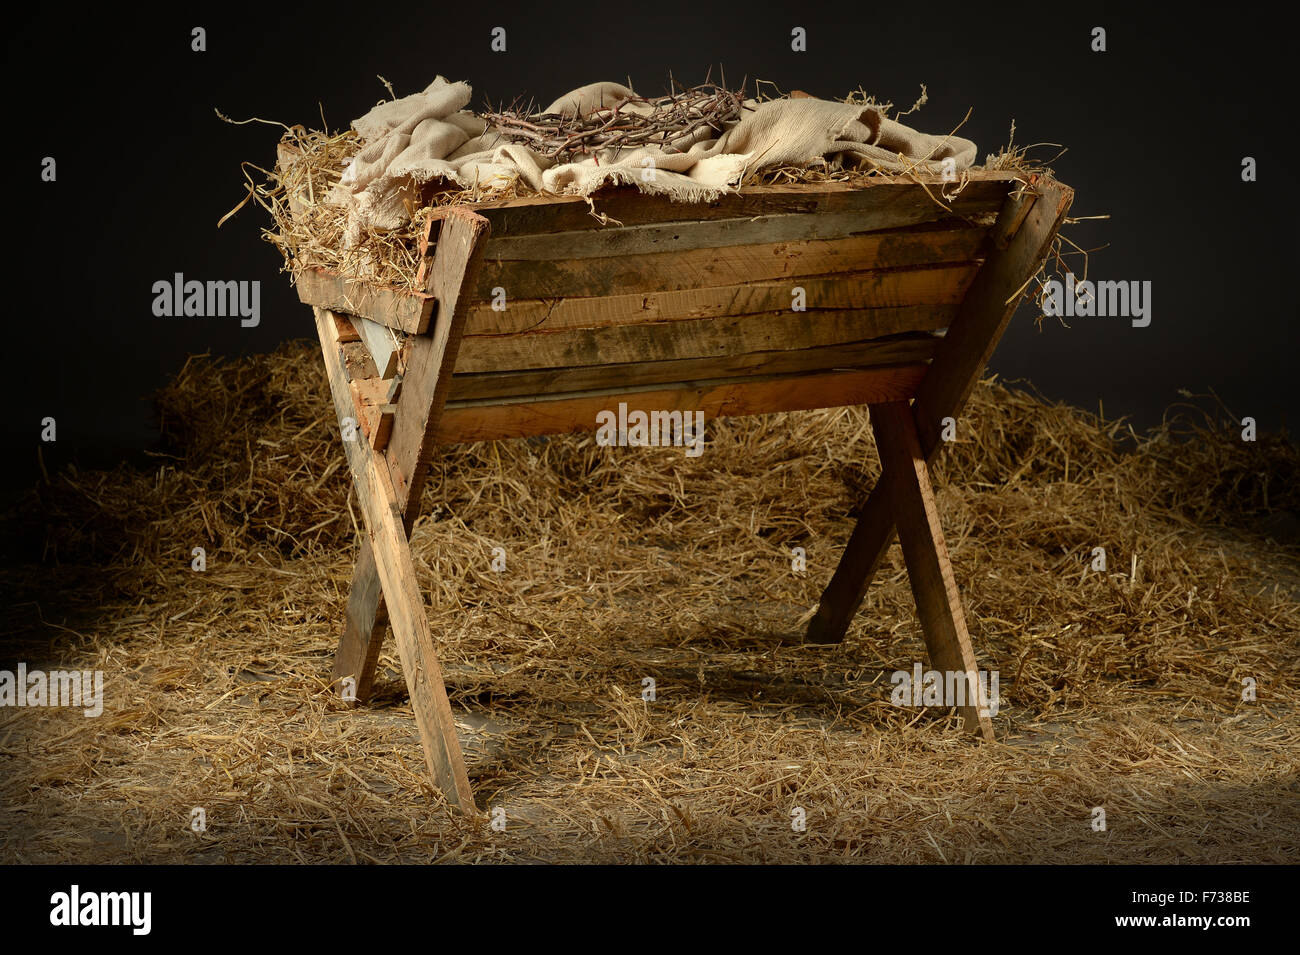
<box><xmin>1</xmin><ymin>340</ymin><xmax>1297</xmax><ymax>863</ymax></box>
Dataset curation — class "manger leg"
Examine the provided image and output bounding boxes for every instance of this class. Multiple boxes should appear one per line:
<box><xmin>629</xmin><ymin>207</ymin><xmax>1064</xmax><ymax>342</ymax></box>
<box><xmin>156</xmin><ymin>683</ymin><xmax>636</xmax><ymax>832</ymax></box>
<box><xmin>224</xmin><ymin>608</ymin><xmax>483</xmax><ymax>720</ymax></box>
<box><xmin>869</xmin><ymin>401</ymin><xmax>994</xmax><ymax>739</ymax></box>
<box><xmin>805</xmin><ymin>483</ymin><xmax>898</xmax><ymax>644</ymax></box>
<box><xmin>360</xmin><ymin>458</ymin><xmax>476</xmax><ymax>809</ymax></box>
<box><xmin>806</xmin><ymin>181</ymin><xmax>1074</xmax><ymax>646</ymax></box>
<box><xmin>329</xmin><ymin>208</ymin><xmax>491</xmax><ymax>702</ymax></box>
<box><xmin>332</xmin><ymin>541</ymin><xmax>387</xmax><ymax>701</ymax></box>
<box><xmin>315</xmin><ymin>306</ymin><xmax>476</xmax><ymax>809</ymax></box>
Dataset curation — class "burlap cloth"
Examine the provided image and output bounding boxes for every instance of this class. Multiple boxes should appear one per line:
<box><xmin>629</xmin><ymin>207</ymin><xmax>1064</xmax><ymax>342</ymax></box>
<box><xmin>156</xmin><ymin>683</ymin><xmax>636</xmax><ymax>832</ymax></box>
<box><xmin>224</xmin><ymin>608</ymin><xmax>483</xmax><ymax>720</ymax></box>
<box><xmin>331</xmin><ymin>77</ymin><xmax>977</xmax><ymax>247</ymax></box>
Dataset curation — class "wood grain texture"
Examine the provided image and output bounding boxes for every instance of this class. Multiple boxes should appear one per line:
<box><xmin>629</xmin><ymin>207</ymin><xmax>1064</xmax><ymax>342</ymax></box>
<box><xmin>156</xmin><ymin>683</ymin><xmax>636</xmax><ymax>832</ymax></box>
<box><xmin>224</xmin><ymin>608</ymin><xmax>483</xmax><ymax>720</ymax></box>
<box><xmin>314</xmin><ymin>306</ymin><xmax>475</xmax><ymax>810</ymax></box>
<box><xmin>385</xmin><ymin>208</ymin><xmax>493</xmax><ymax>508</ymax></box>
<box><xmin>294</xmin><ymin>267</ymin><xmax>434</xmax><ymax>334</ymax></box>
<box><xmin>481</xmin><ymin>193</ymin><xmax>1003</xmax><ymax>261</ymax></box>
<box><xmin>464</xmin><ymin>263</ymin><xmax>978</xmax><ymax>335</ymax></box>
<box><xmin>447</xmin><ymin>335</ymin><xmax>942</xmax><ymax>401</ymax></box>
<box><xmin>331</xmin><ymin>208</ymin><xmax>491</xmax><ymax>704</ymax></box>
<box><xmin>460</xmin><ymin>174</ymin><xmax>1019</xmax><ymax>237</ymax></box>
<box><xmin>868</xmin><ymin>401</ymin><xmax>995</xmax><ymax>739</ymax></box>
<box><xmin>435</xmin><ymin>364</ymin><xmax>926</xmax><ymax>445</ymax></box>
<box><xmin>475</xmin><ymin>227</ymin><xmax>988</xmax><ymax>300</ymax></box>
<box><xmin>455</xmin><ymin>305</ymin><xmax>957</xmax><ymax>373</ymax></box>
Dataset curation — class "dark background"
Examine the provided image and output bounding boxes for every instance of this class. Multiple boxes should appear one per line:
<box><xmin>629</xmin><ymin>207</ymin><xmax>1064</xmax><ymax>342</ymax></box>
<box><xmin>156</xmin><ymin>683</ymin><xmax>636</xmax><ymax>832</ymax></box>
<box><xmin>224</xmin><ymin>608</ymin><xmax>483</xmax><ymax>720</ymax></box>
<box><xmin>5</xmin><ymin>2</ymin><xmax>1294</xmax><ymax>503</ymax></box>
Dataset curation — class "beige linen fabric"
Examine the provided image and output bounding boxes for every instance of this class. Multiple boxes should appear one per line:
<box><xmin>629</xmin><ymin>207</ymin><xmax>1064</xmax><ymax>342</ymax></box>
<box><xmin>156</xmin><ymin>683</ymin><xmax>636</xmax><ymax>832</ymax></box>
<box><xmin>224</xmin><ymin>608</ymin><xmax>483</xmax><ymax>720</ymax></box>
<box><xmin>330</xmin><ymin>76</ymin><xmax>977</xmax><ymax>246</ymax></box>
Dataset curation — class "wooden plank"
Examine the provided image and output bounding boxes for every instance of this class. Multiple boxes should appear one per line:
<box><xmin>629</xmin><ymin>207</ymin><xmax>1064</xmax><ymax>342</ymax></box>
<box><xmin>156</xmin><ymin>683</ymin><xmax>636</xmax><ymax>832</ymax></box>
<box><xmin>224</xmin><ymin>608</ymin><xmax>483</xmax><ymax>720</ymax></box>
<box><xmin>455</xmin><ymin>305</ymin><xmax>956</xmax><ymax>373</ymax></box>
<box><xmin>294</xmin><ymin>267</ymin><xmax>435</xmax><ymax>335</ymax></box>
<box><xmin>448</xmin><ymin>334</ymin><xmax>943</xmax><ymax>401</ymax></box>
<box><xmin>332</xmin><ymin>208</ymin><xmax>491</xmax><ymax>703</ymax></box>
<box><xmin>340</xmin><ymin>341</ymin><xmax>378</xmax><ymax>381</ymax></box>
<box><xmin>333</xmin><ymin>312</ymin><xmax>361</xmax><ymax>343</ymax></box>
<box><xmin>460</xmin><ymin>174</ymin><xmax>1020</xmax><ymax>237</ymax></box>
<box><xmin>353</xmin><ymin>315</ymin><xmax>402</xmax><ymax>379</ymax></box>
<box><xmin>314</xmin><ymin>306</ymin><xmax>475</xmax><ymax>810</ymax></box>
<box><xmin>989</xmin><ymin>188</ymin><xmax>1038</xmax><ymax>250</ymax></box>
<box><xmin>370</xmin><ymin>404</ymin><xmax>396</xmax><ymax>452</ymax></box>
<box><xmin>385</xmin><ymin>208</ymin><xmax>493</xmax><ymax>507</ymax></box>
<box><xmin>482</xmin><ymin>196</ymin><xmax>1004</xmax><ymax>261</ymax></box>
<box><xmin>868</xmin><ymin>400</ymin><xmax>994</xmax><ymax>739</ymax></box>
<box><xmin>435</xmin><ymin>364</ymin><xmax>926</xmax><ymax>445</ymax></box>
<box><xmin>475</xmin><ymin>227</ymin><xmax>987</xmax><ymax>301</ymax></box>
<box><xmin>348</xmin><ymin>377</ymin><xmax>387</xmax><ymax>439</ymax></box>
<box><xmin>806</xmin><ymin>178</ymin><xmax>1074</xmax><ymax>645</ymax></box>
<box><xmin>464</xmin><ymin>263</ymin><xmax>978</xmax><ymax>335</ymax></box>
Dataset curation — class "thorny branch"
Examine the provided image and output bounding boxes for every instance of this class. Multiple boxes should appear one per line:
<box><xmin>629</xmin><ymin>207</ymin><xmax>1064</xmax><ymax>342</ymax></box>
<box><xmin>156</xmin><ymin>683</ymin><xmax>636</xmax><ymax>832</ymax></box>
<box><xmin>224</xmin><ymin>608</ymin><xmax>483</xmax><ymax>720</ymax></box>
<box><xmin>484</xmin><ymin>79</ymin><xmax>751</xmax><ymax>164</ymax></box>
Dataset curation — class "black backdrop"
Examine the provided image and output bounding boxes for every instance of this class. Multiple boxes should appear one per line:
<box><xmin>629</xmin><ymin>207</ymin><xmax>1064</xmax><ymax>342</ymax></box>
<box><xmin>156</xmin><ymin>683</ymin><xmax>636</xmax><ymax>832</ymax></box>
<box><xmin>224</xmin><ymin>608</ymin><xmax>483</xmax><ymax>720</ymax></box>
<box><xmin>6</xmin><ymin>2</ymin><xmax>1295</xmax><ymax>500</ymax></box>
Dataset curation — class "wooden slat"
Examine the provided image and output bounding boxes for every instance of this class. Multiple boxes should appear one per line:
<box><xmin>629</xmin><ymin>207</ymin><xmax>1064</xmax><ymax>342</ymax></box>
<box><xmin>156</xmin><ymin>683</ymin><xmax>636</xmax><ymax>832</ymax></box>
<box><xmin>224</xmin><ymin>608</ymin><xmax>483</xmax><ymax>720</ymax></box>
<box><xmin>448</xmin><ymin>334</ymin><xmax>942</xmax><ymax>401</ymax></box>
<box><xmin>465</xmin><ymin>263</ymin><xmax>978</xmax><ymax>335</ymax></box>
<box><xmin>370</xmin><ymin>404</ymin><xmax>396</xmax><ymax>451</ymax></box>
<box><xmin>353</xmin><ymin>315</ymin><xmax>402</xmax><ymax>379</ymax></box>
<box><xmin>455</xmin><ymin>305</ymin><xmax>956</xmax><ymax>373</ymax></box>
<box><xmin>475</xmin><ymin>227</ymin><xmax>987</xmax><ymax>300</ymax></box>
<box><xmin>314</xmin><ymin>306</ymin><xmax>475</xmax><ymax>810</ymax></box>
<box><xmin>348</xmin><ymin>377</ymin><xmax>388</xmax><ymax>440</ymax></box>
<box><xmin>340</xmin><ymin>341</ymin><xmax>378</xmax><ymax>381</ymax></box>
<box><xmin>435</xmin><ymin>364</ymin><xmax>927</xmax><ymax>445</ymax></box>
<box><xmin>333</xmin><ymin>312</ymin><xmax>361</xmax><ymax>343</ymax></box>
<box><xmin>459</xmin><ymin>174</ymin><xmax>1019</xmax><ymax>237</ymax></box>
<box><xmin>482</xmin><ymin>196</ymin><xmax>1003</xmax><ymax>261</ymax></box>
<box><xmin>295</xmin><ymin>267</ymin><xmax>434</xmax><ymax>334</ymax></box>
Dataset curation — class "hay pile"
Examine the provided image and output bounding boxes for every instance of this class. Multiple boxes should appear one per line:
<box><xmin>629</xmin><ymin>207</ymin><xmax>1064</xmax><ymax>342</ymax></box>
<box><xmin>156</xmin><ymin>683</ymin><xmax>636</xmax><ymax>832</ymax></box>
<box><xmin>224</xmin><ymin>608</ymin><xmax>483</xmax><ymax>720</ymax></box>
<box><xmin>1</xmin><ymin>341</ymin><xmax>1297</xmax><ymax>863</ymax></box>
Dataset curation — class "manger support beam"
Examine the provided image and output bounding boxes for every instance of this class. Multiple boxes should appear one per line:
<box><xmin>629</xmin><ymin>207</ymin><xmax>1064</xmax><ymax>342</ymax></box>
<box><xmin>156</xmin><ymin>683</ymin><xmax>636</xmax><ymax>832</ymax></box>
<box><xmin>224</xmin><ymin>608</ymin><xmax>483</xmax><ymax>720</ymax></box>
<box><xmin>353</xmin><ymin>315</ymin><xmax>402</xmax><ymax>379</ymax></box>
<box><xmin>314</xmin><ymin>307</ymin><xmax>475</xmax><ymax>809</ymax></box>
<box><xmin>294</xmin><ymin>267</ymin><xmax>436</xmax><ymax>334</ymax></box>
<box><xmin>331</xmin><ymin>207</ymin><xmax>492</xmax><ymax>703</ymax></box>
<box><xmin>807</xmin><ymin>179</ymin><xmax>1073</xmax><ymax>646</ymax></box>
<box><xmin>867</xmin><ymin>401</ymin><xmax>994</xmax><ymax>740</ymax></box>
<box><xmin>437</xmin><ymin>364</ymin><xmax>927</xmax><ymax>445</ymax></box>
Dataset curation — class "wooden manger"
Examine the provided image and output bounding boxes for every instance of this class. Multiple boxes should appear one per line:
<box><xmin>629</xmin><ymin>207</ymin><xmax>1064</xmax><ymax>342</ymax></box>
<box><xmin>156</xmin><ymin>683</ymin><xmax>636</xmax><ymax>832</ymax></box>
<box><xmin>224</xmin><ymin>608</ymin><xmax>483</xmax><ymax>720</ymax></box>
<box><xmin>281</xmin><ymin>156</ymin><xmax>1073</xmax><ymax>810</ymax></box>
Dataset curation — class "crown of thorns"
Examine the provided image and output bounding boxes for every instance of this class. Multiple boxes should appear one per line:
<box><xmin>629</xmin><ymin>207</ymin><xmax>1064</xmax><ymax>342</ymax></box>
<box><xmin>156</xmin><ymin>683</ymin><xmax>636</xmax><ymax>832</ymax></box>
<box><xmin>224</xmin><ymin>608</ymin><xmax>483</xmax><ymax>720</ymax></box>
<box><xmin>484</xmin><ymin>79</ymin><xmax>750</xmax><ymax>164</ymax></box>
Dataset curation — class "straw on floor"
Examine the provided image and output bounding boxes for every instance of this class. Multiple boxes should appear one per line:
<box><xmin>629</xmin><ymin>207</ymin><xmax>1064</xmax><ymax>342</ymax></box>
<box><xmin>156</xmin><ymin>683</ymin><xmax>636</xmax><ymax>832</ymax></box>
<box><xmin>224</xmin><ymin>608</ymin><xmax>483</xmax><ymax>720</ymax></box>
<box><xmin>1</xmin><ymin>340</ymin><xmax>1296</xmax><ymax>863</ymax></box>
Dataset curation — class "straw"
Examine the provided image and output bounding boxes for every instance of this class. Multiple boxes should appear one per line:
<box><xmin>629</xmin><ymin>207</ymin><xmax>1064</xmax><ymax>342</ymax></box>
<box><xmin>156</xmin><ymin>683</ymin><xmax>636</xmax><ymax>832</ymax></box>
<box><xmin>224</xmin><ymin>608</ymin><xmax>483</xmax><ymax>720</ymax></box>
<box><xmin>2</xmin><ymin>343</ymin><xmax>1296</xmax><ymax>863</ymax></box>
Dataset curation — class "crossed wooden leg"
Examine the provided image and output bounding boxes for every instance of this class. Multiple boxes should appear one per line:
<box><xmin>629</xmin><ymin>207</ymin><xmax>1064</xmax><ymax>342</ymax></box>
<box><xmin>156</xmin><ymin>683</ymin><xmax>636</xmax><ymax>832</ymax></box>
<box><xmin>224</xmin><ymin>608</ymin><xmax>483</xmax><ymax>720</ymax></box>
<box><xmin>805</xmin><ymin>181</ymin><xmax>1075</xmax><ymax>737</ymax></box>
<box><xmin>318</xmin><ymin>208</ymin><xmax>491</xmax><ymax>811</ymax></box>
<box><xmin>869</xmin><ymin>401</ymin><xmax>993</xmax><ymax>737</ymax></box>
